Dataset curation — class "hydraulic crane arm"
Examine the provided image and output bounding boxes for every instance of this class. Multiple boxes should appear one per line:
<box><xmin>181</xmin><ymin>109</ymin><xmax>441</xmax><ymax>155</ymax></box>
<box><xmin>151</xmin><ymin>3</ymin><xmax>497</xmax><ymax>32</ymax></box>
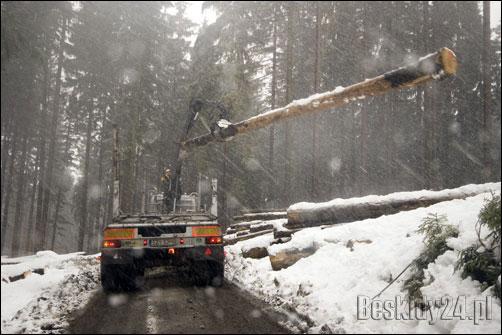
<box><xmin>166</xmin><ymin>47</ymin><xmax>458</xmax><ymax>213</ymax></box>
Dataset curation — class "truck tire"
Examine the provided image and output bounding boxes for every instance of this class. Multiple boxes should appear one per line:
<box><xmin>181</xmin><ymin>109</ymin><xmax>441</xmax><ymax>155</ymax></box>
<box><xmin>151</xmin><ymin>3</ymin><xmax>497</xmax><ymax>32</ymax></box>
<box><xmin>101</xmin><ymin>264</ymin><xmax>144</xmax><ymax>292</ymax></box>
<box><xmin>192</xmin><ymin>261</ymin><xmax>224</xmax><ymax>287</ymax></box>
<box><xmin>208</xmin><ymin>261</ymin><xmax>224</xmax><ymax>287</ymax></box>
<box><xmin>101</xmin><ymin>263</ymin><xmax>121</xmax><ymax>292</ymax></box>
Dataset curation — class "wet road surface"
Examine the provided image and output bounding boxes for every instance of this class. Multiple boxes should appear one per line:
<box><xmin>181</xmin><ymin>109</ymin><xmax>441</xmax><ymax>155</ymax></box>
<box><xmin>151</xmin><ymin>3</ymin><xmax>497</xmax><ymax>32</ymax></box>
<box><xmin>67</xmin><ymin>270</ymin><xmax>291</xmax><ymax>334</ymax></box>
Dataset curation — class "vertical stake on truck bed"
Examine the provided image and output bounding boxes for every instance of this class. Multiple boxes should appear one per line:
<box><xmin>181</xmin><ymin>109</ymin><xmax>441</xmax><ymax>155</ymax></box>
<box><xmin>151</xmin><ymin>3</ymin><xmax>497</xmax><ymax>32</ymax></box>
<box><xmin>112</xmin><ymin>124</ymin><xmax>120</xmax><ymax>218</ymax></box>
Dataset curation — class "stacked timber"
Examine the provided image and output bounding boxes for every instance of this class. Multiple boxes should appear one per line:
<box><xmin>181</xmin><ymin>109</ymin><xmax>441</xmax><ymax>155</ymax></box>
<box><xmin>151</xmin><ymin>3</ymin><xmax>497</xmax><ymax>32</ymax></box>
<box><xmin>223</xmin><ymin>183</ymin><xmax>500</xmax><ymax>270</ymax></box>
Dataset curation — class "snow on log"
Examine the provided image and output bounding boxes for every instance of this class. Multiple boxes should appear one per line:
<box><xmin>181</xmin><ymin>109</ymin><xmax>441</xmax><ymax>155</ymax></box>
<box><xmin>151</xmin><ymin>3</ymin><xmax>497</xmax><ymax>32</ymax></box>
<box><xmin>233</xmin><ymin>212</ymin><xmax>287</xmax><ymax>223</ymax></box>
<box><xmin>240</xmin><ymin>208</ymin><xmax>286</xmax><ymax>214</ymax></box>
<box><xmin>286</xmin><ymin>183</ymin><xmax>501</xmax><ymax>229</ymax></box>
<box><xmin>224</xmin><ymin>229</ymin><xmax>274</xmax><ymax>246</ymax></box>
<box><xmin>182</xmin><ymin>47</ymin><xmax>457</xmax><ymax>152</ymax></box>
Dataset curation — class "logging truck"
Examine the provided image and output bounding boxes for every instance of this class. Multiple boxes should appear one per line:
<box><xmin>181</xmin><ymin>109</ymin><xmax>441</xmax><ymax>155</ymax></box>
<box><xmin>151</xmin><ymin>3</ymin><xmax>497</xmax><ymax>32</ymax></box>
<box><xmin>99</xmin><ymin>48</ymin><xmax>458</xmax><ymax>291</ymax></box>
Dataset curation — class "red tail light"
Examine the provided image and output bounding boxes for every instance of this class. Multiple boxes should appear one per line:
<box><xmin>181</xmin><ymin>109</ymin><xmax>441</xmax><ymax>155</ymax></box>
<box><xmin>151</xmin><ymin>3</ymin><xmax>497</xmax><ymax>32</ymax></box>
<box><xmin>103</xmin><ymin>240</ymin><xmax>121</xmax><ymax>248</ymax></box>
<box><xmin>204</xmin><ymin>247</ymin><xmax>212</xmax><ymax>256</ymax></box>
<box><xmin>206</xmin><ymin>236</ymin><xmax>222</xmax><ymax>244</ymax></box>
<box><xmin>143</xmin><ymin>239</ymin><xmax>148</xmax><ymax>246</ymax></box>
<box><xmin>168</xmin><ymin>248</ymin><xmax>175</xmax><ymax>255</ymax></box>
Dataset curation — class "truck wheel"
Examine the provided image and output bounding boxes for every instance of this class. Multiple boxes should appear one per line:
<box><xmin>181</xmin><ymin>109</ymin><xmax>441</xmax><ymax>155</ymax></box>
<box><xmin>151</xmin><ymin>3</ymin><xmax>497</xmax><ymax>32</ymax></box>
<box><xmin>192</xmin><ymin>261</ymin><xmax>224</xmax><ymax>287</ymax></box>
<box><xmin>101</xmin><ymin>263</ymin><xmax>121</xmax><ymax>292</ymax></box>
<box><xmin>208</xmin><ymin>261</ymin><xmax>224</xmax><ymax>287</ymax></box>
<box><xmin>101</xmin><ymin>264</ymin><xmax>144</xmax><ymax>292</ymax></box>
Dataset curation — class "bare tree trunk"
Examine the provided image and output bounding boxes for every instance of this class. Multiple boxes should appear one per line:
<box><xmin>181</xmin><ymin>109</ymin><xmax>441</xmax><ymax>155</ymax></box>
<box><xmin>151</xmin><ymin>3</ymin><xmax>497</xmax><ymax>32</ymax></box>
<box><xmin>41</xmin><ymin>18</ymin><xmax>67</xmax><ymax>250</ymax></box>
<box><xmin>481</xmin><ymin>1</ymin><xmax>492</xmax><ymax>181</ymax></box>
<box><xmin>1</xmin><ymin>131</ymin><xmax>18</xmax><ymax>253</ymax></box>
<box><xmin>91</xmin><ymin>110</ymin><xmax>106</xmax><ymax>252</ymax></box>
<box><xmin>78</xmin><ymin>96</ymin><xmax>93</xmax><ymax>252</ymax></box>
<box><xmin>359</xmin><ymin>2</ymin><xmax>370</xmax><ymax>194</ymax></box>
<box><xmin>311</xmin><ymin>3</ymin><xmax>321</xmax><ymax>200</ymax></box>
<box><xmin>283</xmin><ymin>2</ymin><xmax>295</xmax><ymax>206</ymax></box>
<box><xmin>268</xmin><ymin>4</ymin><xmax>278</xmax><ymax>207</ymax></box>
<box><xmin>1</xmin><ymin>117</ymin><xmax>13</xmax><ymax>209</ymax></box>
<box><xmin>25</xmin><ymin>147</ymin><xmax>40</xmax><ymax>253</ymax></box>
<box><xmin>50</xmin><ymin>120</ymin><xmax>72</xmax><ymax>251</ymax></box>
<box><xmin>11</xmin><ymin>134</ymin><xmax>29</xmax><ymax>256</ymax></box>
<box><xmin>34</xmin><ymin>60</ymin><xmax>50</xmax><ymax>252</ymax></box>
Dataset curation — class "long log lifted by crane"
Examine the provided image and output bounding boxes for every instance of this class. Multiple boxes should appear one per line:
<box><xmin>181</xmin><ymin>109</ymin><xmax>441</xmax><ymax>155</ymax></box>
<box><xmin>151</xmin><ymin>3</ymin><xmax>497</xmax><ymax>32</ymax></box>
<box><xmin>181</xmin><ymin>47</ymin><xmax>457</xmax><ymax>152</ymax></box>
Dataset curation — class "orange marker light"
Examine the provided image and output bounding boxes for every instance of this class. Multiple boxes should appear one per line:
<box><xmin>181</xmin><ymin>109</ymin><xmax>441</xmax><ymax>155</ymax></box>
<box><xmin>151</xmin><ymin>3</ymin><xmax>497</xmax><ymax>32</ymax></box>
<box><xmin>206</xmin><ymin>236</ymin><xmax>222</xmax><ymax>244</ymax></box>
<box><xmin>168</xmin><ymin>248</ymin><xmax>175</xmax><ymax>255</ymax></box>
<box><xmin>103</xmin><ymin>240</ymin><xmax>121</xmax><ymax>248</ymax></box>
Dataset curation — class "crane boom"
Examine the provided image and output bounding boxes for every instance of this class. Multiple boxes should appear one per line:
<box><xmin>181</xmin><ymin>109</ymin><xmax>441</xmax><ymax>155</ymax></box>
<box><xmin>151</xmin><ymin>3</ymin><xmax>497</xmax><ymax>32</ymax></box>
<box><xmin>181</xmin><ymin>47</ymin><xmax>457</xmax><ymax>152</ymax></box>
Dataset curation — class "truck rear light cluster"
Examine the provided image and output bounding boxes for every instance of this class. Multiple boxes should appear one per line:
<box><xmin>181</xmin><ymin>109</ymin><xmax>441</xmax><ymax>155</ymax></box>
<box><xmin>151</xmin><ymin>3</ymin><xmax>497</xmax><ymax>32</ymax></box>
<box><xmin>206</xmin><ymin>236</ymin><xmax>222</xmax><ymax>244</ymax></box>
<box><xmin>103</xmin><ymin>240</ymin><xmax>121</xmax><ymax>248</ymax></box>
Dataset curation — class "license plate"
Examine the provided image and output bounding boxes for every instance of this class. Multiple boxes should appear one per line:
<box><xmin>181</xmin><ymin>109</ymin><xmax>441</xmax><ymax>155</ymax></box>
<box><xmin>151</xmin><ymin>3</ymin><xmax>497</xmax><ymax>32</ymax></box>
<box><xmin>150</xmin><ymin>238</ymin><xmax>177</xmax><ymax>247</ymax></box>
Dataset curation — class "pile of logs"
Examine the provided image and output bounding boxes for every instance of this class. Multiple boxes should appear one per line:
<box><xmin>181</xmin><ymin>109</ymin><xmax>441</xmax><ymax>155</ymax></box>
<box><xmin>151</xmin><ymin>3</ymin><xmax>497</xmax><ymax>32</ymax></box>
<box><xmin>223</xmin><ymin>183</ymin><xmax>500</xmax><ymax>270</ymax></box>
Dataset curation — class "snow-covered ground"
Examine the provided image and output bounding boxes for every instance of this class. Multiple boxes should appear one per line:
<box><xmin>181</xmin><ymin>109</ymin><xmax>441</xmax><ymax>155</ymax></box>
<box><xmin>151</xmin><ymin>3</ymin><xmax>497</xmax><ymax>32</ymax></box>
<box><xmin>2</xmin><ymin>184</ymin><xmax>500</xmax><ymax>334</ymax></box>
<box><xmin>225</xmin><ymin>186</ymin><xmax>501</xmax><ymax>333</ymax></box>
<box><xmin>1</xmin><ymin>251</ymin><xmax>99</xmax><ymax>333</ymax></box>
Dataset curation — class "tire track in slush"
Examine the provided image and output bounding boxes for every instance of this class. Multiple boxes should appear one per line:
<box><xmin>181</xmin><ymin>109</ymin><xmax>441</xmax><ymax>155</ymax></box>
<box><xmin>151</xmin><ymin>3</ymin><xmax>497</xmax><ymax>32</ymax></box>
<box><xmin>146</xmin><ymin>294</ymin><xmax>159</xmax><ymax>334</ymax></box>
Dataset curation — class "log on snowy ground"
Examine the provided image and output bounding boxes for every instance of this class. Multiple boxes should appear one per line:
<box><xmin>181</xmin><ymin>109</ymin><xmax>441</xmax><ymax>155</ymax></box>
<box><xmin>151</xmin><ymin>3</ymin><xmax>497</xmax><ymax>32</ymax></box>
<box><xmin>242</xmin><ymin>247</ymin><xmax>269</xmax><ymax>259</ymax></box>
<box><xmin>269</xmin><ymin>247</ymin><xmax>318</xmax><ymax>271</ymax></box>
<box><xmin>224</xmin><ymin>229</ymin><xmax>274</xmax><ymax>246</ymax></box>
<box><xmin>286</xmin><ymin>183</ymin><xmax>500</xmax><ymax>229</ymax></box>
<box><xmin>233</xmin><ymin>212</ymin><xmax>287</xmax><ymax>223</ymax></box>
<box><xmin>8</xmin><ymin>268</ymin><xmax>45</xmax><ymax>282</ymax></box>
<box><xmin>240</xmin><ymin>208</ymin><xmax>286</xmax><ymax>215</ymax></box>
<box><xmin>225</xmin><ymin>228</ymin><xmax>237</xmax><ymax>235</ymax></box>
<box><xmin>273</xmin><ymin>227</ymin><xmax>302</xmax><ymax>239</ymax></box>
<box><xmin>229</xmin><ymin>220</ymin><xmax>262</xmax><ymax>229</ymax></box>
<box><xmin>249</xmin><ymin>223</ymin><xmax>274</xmax><ymax>233</ymax></box>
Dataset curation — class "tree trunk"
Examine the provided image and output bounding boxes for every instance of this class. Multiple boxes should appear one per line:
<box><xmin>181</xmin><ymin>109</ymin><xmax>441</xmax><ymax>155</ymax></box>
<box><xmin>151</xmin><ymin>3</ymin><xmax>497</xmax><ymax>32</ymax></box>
<box><xmin>11</xmin><ymin>135</ymin><xmax>29</xmax><ymax>256</ymax></box>
<box><xmin>25</xmin><ymin>147</ymin><xmax>40</xmax><ymax>253</ymax></box>
<box><xmin>283</xmin><ymin>2</ymin><xmax>295</xmax><ymax>206</ymax></box>
<box><xmin>268</xmin><ymin>4</ymin><xmax>278</xmax><ymax>207</ymax></box>
<box><xmin>311</xmin><ymin>2</ymin><xmax>321</xmax><ymax>200</ymax></box>
<box><xmin>1</xmin><ymin>118</ymin><xmax>13</xmax><ymax>209</ymax></box>
<box><xmin>50</xmin><ymin>120</ymin><xmax>73</xmax><ymax>251</ymax></box>
<box><xmin>78</xmin><ymin>96</ymin><xmax>93</xmax><ymax>252</ymax></box>
<box><xmin>481</xmin><ymin>1</ymin><xmax>491</xmax><ymax>181</ymax></box>
<box><xmin>1</xmin><ymin>131</ymin><xmax>18</xmax><ymax>253</ymax></box>
<box><xmin>41</xmin><ymin>18</ymin><xmax>67</xmax><ymax>250</ymax></box>
<box><xmin>359</xmin><ymin>2</ymin><xmax>370</xmax><ymax>194</ymax></box>
<box><xmin>34</xmin><ymin>60</ymin><xmax>50</xmax><ymax>252</ymax></box>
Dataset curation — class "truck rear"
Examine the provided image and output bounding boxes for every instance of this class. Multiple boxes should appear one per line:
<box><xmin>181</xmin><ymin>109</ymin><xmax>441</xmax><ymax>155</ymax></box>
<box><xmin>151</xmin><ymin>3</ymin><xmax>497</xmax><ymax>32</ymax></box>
<box><xmin>100</xmin><ymin>213</ymin><xmax>224</xmax><ymax>291</ymax></box>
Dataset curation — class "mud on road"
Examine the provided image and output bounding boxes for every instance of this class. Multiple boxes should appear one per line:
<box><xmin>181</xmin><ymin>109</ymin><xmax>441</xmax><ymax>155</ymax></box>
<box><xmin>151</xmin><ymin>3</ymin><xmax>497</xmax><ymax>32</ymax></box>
<box><xmin>67</xmin><ymin>269</ymin><xmax>291</xmax><ymax>334</ymax></box>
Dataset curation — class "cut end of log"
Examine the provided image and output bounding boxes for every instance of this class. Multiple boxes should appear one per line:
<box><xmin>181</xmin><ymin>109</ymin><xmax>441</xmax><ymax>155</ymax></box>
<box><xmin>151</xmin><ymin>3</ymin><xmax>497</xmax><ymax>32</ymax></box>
<box><xmin>439</xmin><ymin>47</ymin><xmax>458</xmax><ymax>75</ymax></box>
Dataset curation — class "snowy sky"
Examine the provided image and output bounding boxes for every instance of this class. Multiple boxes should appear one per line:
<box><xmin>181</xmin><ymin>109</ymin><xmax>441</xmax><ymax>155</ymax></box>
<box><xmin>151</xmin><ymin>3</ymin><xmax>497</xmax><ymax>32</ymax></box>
<box><xmin>183</xmin><ymin>1</ymin><xmax>502</xmax><ymax>29</ymax></box>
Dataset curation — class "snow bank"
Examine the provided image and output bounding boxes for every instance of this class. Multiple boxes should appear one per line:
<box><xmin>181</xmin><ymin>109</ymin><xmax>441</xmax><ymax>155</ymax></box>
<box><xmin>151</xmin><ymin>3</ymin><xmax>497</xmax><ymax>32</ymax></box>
<box><xmin>1</xmin><ymin>251</ymin><xmax>100</xmax><ymax>333</ymax></box>
<box><xmin>225</xmin><ymin>190</ymin><xmax>501</xmax><ymax>333</ymax></box>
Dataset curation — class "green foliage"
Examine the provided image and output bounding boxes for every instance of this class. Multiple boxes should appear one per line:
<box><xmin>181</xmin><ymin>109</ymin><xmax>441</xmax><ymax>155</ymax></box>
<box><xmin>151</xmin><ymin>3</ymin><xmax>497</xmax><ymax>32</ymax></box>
<box><xmin>455</xmin><ymin>194</ymin><xmax>501</xmax><ymax>298</ymax></box>
<box><xmin>478</xmin><ymin>194</ymin><xmax>501</xmax><ymax>247</ymax></box>
<box><xmin>404</xmin><ymin>213</ymin><xmax>459</xmax><ymax>304</ymax></box>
